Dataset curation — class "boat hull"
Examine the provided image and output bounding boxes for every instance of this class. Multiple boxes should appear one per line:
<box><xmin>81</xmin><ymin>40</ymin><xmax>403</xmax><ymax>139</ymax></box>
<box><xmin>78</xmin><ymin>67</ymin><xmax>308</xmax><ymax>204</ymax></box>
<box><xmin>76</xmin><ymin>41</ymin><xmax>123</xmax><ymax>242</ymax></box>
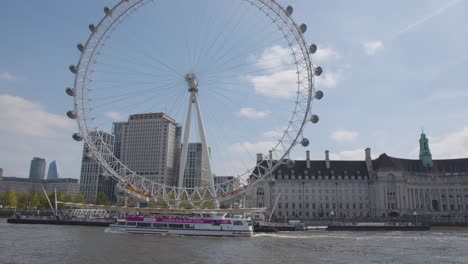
<box><xmin>109</xmin><ymin>225</ymin><xmax>252</xmax><ymax>237</ymax></box>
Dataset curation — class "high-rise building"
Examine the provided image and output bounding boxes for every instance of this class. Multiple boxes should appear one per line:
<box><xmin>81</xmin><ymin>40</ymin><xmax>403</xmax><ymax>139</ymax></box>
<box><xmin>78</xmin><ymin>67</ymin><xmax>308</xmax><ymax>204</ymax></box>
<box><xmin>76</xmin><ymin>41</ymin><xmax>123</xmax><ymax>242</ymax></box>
<box><xmin>47</xmin><ymin>160</ymin><xmax>62</xmax><ymax>180</ymax></box>
<box><xmin>112</xmin><ymin>122</ymin><xmax>127</xmax><ymax>160</ymax></box>
<box><xmin>29</xmin><ymin>157</ymin><xmax>46</xmax><ymax>180</ymax></box>
<box><xmin>79</xmin><ymin>131</ymin><xmax>115</xmax><ymax>203</ymax></box>
<box><xmin>121</xmin><ymin>113</ymin><xmax>180</xmax><ymax>186</ymax></box>
<box><xmin>0</xmin><ymin>168</ymin><xmax>3</xmax><ymax>177</ymax></box>
<box><xmin>183</xmin><ymin>143</ymin><xmax>212</xmax><ymax>188</ymax></box>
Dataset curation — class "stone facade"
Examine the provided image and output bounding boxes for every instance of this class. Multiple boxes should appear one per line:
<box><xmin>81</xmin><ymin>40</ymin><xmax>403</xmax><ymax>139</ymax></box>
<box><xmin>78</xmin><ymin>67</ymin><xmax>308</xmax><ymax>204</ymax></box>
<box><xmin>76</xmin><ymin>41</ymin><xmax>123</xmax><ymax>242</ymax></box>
<box><xmin>247</xmin><ymin>133</ymin><xmax>468</xmax><ymax>220</ymax></box>
<box><xmin>0</xmin><ymin>177</ymin><xmax>79</xmax><ymax>196</ymax></box>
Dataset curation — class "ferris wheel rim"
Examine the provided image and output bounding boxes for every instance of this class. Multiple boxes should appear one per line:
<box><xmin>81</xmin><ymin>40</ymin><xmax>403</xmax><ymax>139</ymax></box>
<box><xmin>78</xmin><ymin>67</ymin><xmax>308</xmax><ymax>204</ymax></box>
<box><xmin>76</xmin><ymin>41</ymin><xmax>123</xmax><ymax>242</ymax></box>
<box><xmin>71</xmin><ymin>0</ymin><xmax>319</xmax><ymax>203</ymax></box>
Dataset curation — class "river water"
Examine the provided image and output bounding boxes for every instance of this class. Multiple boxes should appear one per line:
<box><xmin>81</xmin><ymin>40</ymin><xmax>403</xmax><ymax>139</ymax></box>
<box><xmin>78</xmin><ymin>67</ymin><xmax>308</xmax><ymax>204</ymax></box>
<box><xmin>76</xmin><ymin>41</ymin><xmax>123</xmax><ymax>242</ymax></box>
<box><xmin>0</xmin><ymin>219</ymin><xmax>467</xmax><ymax>264</ymax></box>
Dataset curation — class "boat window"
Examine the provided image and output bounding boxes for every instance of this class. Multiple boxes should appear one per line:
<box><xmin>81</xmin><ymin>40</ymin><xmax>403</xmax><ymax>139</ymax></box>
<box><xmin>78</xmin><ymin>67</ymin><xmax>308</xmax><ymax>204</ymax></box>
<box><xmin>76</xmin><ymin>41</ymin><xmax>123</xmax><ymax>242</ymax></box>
<box><xmin>212</xmin><ymin>221</ymin><xmax>220</xmax><ymax>226</ymax></box>
<box><xmin>233</xmin><ymin>221</ymin><xmax>243</xmax><ymax>225</ymax></box>
<box><xmin>117</xmin><ymin>221</ymin><xmax>126</xmax><ymax>225</ymax></box>
<box><xmin>126</xmin><ymin>222</ymin><xmax>137</xmax><ymax>226</ymax></box>
<box><xmin>184</xmin><ymin>224</ymin><xmax>195</xmax><ymax>229</ymax></box>
<box><xmin>137</xmin><ymin>222</ymin><xmax>151</xmax><ymax>227</ymax></box>
<box><xmin>168</xmin><ymin>224</ymin><xmax>184</xmax><ymax>229</ymax></box>
<box><xmin>153</xmin><ymin>223</ymin><xmax>167</xmax><ymax>228</ymax></box>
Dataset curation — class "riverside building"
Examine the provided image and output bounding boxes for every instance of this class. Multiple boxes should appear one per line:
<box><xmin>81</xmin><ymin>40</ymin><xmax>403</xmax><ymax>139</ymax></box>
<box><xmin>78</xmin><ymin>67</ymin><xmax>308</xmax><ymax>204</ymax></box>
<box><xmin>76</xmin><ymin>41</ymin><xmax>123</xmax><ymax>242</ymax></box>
<box><xmin>247</xmin><ymin>132</ymin><xmax>468</xmax><ymax>220</ymax></box>
<box><xmin>119</xmin><ymin>113</ymin><xmax>181</xmax><ymax>186</ymax></box>
<box><xmin>79</xmin><ymin>131</ymin><xmax>115</xmax><ymax>203</ymax></box>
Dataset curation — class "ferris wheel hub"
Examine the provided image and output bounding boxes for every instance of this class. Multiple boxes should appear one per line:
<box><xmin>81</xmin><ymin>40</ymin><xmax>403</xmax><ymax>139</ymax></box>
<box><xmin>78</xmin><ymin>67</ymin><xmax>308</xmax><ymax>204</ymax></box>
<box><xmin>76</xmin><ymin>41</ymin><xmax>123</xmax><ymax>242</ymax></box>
<box><xmin>185</xmin><ymin>72</ymin><xmax>198</xmax><ymax>92</ymax></box>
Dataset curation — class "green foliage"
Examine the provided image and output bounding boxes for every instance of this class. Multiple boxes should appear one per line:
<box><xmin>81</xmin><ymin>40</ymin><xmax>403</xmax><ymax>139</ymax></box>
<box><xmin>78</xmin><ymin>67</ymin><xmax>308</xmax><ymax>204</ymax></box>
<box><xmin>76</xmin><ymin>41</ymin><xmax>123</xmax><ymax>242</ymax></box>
<box><xmin>73</xmin><ymin>193</ymin><xmax>85</xmax><ymax>204</ymax></box>
<box><xmin>96</xmin><ymin>192</ymin><xmax>112</xmax><ymax>206</ymax></box>
<box><xmin>6</xmin><ymin>190</ymin><xmax>18</xmax><ymax>208</ymax></box>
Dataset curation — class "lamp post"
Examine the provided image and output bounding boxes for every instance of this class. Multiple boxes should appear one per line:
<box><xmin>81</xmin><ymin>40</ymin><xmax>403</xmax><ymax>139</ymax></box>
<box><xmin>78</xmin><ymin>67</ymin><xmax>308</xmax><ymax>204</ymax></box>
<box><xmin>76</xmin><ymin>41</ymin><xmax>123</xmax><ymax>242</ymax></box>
<box><xmin>413</xmin><ymin>211</ymin><xmax>418</xmax><ymax>226</ymax></box>
<box><xmin>331</xmin><ymin>211</ymin><xmax>335</xmax><ymax>225</ymax></box>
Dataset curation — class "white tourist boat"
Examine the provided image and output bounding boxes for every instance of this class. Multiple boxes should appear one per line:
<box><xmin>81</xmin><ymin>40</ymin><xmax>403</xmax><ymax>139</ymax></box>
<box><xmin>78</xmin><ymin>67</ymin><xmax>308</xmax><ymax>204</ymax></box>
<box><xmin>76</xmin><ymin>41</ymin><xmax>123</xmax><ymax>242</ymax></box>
<box><xmin>109</xmin><ymin>212</ymin><xmax>253</xmax><ymax>237</ymax></box>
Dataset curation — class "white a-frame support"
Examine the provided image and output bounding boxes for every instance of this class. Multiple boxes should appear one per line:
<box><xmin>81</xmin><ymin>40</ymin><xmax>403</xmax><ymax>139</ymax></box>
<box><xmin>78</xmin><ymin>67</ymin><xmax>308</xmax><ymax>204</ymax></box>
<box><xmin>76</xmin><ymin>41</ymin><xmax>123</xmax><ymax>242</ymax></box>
<box><xmin>177</xmin><ymin>73</ymin><xmax>219</xmax><ymax>208</ymax></box>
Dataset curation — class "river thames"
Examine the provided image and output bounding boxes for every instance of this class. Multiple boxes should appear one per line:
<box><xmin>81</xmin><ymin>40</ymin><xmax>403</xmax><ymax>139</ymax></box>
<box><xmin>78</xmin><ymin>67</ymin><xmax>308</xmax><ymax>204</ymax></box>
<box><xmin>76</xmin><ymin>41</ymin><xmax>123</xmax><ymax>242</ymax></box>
<box><xmin>1</xmin><ymin>219</ymin><xmax>467</xmax><ymax>264</ymax></box>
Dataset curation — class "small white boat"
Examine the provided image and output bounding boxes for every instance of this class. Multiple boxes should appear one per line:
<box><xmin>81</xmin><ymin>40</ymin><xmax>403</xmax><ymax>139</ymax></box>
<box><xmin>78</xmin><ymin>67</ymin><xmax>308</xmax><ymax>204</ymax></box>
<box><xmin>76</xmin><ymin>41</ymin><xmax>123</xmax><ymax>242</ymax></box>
<box><xmin>109</xmin><ymin>212</ymin><xmax>253</xmax><ymax>237</ymax></box>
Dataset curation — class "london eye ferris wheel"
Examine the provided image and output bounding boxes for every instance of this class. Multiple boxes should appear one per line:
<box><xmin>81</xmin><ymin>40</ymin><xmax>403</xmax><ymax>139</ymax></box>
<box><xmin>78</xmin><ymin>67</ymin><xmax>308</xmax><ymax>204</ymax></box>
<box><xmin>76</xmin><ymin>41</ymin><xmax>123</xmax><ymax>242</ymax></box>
<box><xmin>66</xmin><ymin>0</ymin><xmax>324</xmax><ymax>207</ymax></box>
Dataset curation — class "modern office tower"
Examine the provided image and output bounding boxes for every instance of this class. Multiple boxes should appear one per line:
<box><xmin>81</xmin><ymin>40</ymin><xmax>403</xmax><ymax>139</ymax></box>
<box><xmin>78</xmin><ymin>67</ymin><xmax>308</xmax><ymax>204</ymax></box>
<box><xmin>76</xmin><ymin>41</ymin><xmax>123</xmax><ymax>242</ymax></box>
<box><xmin>29</xmin><ymin>157</ymin><xmax>46</xmax><ymax>180</ymax></box>
<box><xmin>0</xmin><ymin>168</ymin><xmax>3</xmax><ymax>177</ymax></box>
<box><xmin>79</xmin><ymin>131</ymin><xmax>115</xmax><ymax>204</ymax></box>
<box><xmin>183</xmin><ymin>143</ymin><xmax>212</xmax><ymax>188</ymax></box>
<box><xmin>112</xmin><ymin>122</ymin><xmax>127</xmax><ymax>160</ymax></box>
<box><xmin>47</xmin><ymin>160</ymin><xmax>62</xmax><ymax>180</ymax></box>
<box><xmin>121</xmin><ymin>113</ymin><xmax>180</xmax><ymax>186</ymax></box>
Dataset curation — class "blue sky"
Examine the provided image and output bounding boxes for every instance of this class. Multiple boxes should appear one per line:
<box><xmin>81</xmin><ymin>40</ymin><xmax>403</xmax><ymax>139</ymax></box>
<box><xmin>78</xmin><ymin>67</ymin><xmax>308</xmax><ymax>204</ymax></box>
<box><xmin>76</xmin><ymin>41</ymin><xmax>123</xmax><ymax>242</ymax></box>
<box><xmin>1</xmin><ymin>0</ymin><xmax>467</xmax><ymax>179</ymax></box>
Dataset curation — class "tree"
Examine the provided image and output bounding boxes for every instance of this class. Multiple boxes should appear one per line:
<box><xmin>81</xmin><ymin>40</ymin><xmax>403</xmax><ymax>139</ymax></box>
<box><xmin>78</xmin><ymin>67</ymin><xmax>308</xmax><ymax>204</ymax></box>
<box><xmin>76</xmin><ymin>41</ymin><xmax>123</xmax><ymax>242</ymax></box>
<box><xmin>96</xmin><ymin>192</ymin><xmax>112</xmax><ymax>206</ymax></box>
<box><xmin>0</xmin><ymin>192</ymin><xmax>7</xmax><ymax>208</ymax></box>
<box><xmin>6</xmin><ymin>190</ymin><xmax>18</xmax><ymax>208</ymax></box>
<box><xmin>73</xmin><ymin>193</ymin><xmax>85</xmax><ymax>204</ymax></box>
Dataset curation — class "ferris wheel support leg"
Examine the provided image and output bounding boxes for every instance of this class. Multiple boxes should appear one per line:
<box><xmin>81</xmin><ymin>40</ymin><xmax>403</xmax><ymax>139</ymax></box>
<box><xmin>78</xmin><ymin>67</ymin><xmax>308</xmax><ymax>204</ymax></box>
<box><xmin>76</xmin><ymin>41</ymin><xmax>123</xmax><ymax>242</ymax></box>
<box><xmin>176</xmin><ymin>95</ymin><xmax>195</xmax><ymax>208</ymax></box>
<box><xmin>193</xmin><ymin>94</ymin><xmax>219</xmax><ymax>209</ymax></box>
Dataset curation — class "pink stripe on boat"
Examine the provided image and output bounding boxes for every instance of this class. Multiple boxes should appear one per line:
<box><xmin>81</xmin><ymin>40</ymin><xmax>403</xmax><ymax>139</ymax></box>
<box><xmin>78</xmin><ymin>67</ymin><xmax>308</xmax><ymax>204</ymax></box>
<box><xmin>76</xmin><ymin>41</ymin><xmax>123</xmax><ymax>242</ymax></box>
<box><xmin>126</xmin><ymin>216</ymin><xmax>232</xmax><ymax>224</ymax></box>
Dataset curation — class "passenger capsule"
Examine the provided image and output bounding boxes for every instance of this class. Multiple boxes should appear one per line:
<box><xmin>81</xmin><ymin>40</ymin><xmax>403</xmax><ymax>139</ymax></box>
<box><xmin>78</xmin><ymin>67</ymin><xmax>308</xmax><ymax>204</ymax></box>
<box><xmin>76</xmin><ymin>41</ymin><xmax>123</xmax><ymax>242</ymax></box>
<box><xmin>300</xmin><ymin>24</ymin><xmax>307</xmax><ymax>34</ymax></box>
<box><xmin>309</xmin><ymin>44</ymin><xmax>318</xmax><ymax>54</ymax></box>
<box><xmin>77</xmin><ymin>43</ymin><xmax>84</xmax><ymax>53</ymax></box>
<box><xmin>104</xmin><ymin>7</ymin><xmax>112</xmax><ymax>16</ymax></box>
<box><xmin>315</xmin><ymin>90</ymin><xmax>324</xmax><ymax>100</ymax></box>
<box><xmin>287</xmin><ymin>159</ymin><xmax>295</xmax><ymax>168</ymax></box>
<box><xmin>314</xmin><ymin>66</ymin><xmax>323</xmax><ymax>76</ymax></box>
<box><xmin>72</xmin><ymin>133</ymin><xmax>83</xmax><ymax>141</ymax></box>
<box><xmin>67</xmin><ymin>110</ymin><xmax>77</xmax><ymax>119</ymax></box>
<box><xmin>89</xmin><ymin>24</ymin><xmax>97</xmax><ymax>33</ymax></box>
<box><xmin>286</xmin><ymin>5</ymin><xmax>293</xmax><ymax>16</ymax></box>
<box><xmin>69</xmin><ymin>65</ymin><xmax>77</xmax><ymax>74</ymax></box>
<box><xmin>65</xmin><ymin>87</ymin><xmax>75</xmax><ymax>96</ymax></box>
<box><xmin>301</xmin><ymin>138</ymin><xmax>310</xmax><ymax>147</ymax></box>
<box><xmin>310</xmin><ymin>114</ymin><xmax>319</xmax><ymax>124</ymax></box>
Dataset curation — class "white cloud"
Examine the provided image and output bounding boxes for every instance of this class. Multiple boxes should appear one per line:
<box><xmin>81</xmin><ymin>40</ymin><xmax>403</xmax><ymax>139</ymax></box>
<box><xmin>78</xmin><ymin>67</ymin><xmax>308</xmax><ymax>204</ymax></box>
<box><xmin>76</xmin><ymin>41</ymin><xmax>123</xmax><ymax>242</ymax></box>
<box><xmin>248</xmin><ymin>69</ymin><xmax>297</xmax><ymax>98</ymax></box>
<box><xmin>0</xmin><ymin>94</ymin><xmax>82</xmax><ymax>178</ymax></box>
<box><xmin>331</xmin><ymin>129</ymin><xmax>359</xmax><ymax>143</ymax></box>
<box><xmin>329</xmin><ymin>148</ymin><xmax>365</xmax><ymax>160</ymax></box>
<box><xmin>429</xmin><ymin>127</ymin><xmax>468</xmax><ymax>159</ymax></box>
<box><xmin>263</xmin><ymin>128</ymin><xmax>285</xmax><ymax>138</ymax></box>
<box><xmin>361</xmin><ymin>40</ymin><xmax>384</xmax><ymax>56</ymax></box>
<box><xmin>313</xmin><ymin>46</ymin><xmax>340</xmax><ymax>64</ymax></box>
<box><xmin>236</xmin><ymin>107</ymin><xmax>270</xmax><ymax>120</ymax></box>
<box><xmin>105</xmin><ymin>111</ymin><xmax>124</xmax><ymax>121</ymax></box>
<box><xmin>315</xmin><ymin>71</ymin><xmax>340</xmax><ymax>88</ymax></box>
<box><xmin>0</xmin><ymin>72</ymin><xmax>18</xmax><ymax>81</ymax></box>
<box><xmin>0</xmin><ymin>94</ymin><xmax>74</xmax><ymax>137</ymax></box>
<box><xmin>228</xmin><ymin>141</ymin><xmax>277</xmax><ymax>154</ymax></box>
<box><xmin>252</xmin><ymin>45</ymin><xmax>293</xmax><ymax>70</ymax></box>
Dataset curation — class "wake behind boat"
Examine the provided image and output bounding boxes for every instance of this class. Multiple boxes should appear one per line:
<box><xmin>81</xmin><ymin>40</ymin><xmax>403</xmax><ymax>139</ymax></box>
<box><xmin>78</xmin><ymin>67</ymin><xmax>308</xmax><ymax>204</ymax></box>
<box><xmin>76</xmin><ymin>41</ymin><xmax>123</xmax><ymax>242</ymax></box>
<box><xmin>109</xmin><ymin>212</ymin><xmax>253</xmax><ymax>237</ymax></box>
